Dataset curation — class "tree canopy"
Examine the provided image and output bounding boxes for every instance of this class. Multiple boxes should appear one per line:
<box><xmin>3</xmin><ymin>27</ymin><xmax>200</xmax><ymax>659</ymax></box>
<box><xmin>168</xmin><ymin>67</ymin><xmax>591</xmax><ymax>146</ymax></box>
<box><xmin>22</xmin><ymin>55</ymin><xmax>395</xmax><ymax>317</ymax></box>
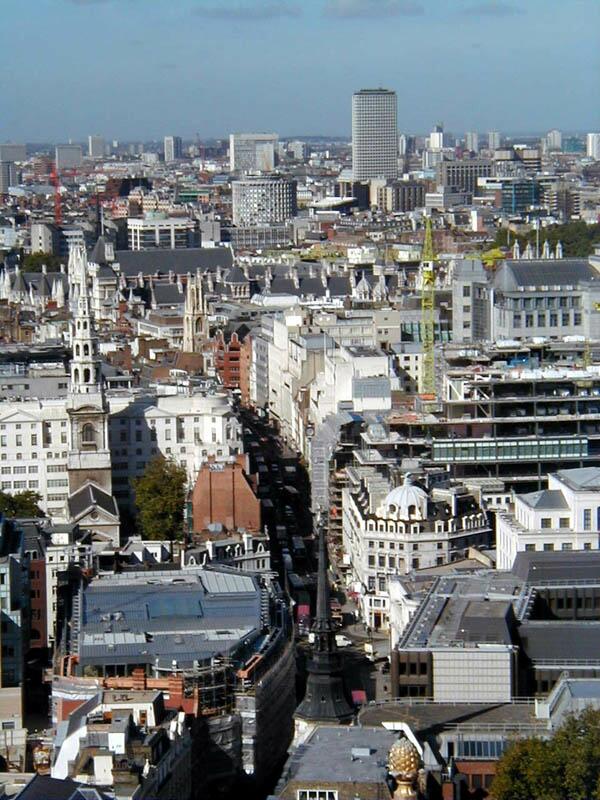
<box><xmin>0</xmin><ymin>490</ymin><xmax>45</xmax><ymax>518</ymax></box>
<box><xmin>21</xmin><ymin>252</ymin><xmax>63</xmax><ymax>272</ymax></box>
<box><xmin>133</xmin><ymin>456</ymin><xmax>187</xmax><ymax>542</ymax></box>
<box><xmin>492</xmin><ymin>708</ymin><xmax>600</xmax><ymax>800</ymax></box>
<box><xmin>495</xmin><ymin>221</ymin><xmax>600</xmax><ymax>258</ymax></box>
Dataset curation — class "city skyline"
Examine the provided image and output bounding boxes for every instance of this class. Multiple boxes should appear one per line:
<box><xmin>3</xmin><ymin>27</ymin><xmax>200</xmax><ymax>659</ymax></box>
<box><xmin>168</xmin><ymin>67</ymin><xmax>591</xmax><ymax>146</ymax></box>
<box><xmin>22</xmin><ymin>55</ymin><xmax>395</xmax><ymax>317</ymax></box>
<box><xmin>1</xmin><ymin>0</ymin><xmax>598</xmax><ymax>141</ymax></box>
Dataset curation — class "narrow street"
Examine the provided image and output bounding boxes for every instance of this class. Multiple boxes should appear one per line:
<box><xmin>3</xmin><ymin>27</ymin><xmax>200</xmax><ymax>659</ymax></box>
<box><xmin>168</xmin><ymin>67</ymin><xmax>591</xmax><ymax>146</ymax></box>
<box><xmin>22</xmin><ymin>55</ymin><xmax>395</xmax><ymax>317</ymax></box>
<box><xmin>238</xmin><ymin>403</ymin><xmax>391</xmax><ymax>706</ymax></box>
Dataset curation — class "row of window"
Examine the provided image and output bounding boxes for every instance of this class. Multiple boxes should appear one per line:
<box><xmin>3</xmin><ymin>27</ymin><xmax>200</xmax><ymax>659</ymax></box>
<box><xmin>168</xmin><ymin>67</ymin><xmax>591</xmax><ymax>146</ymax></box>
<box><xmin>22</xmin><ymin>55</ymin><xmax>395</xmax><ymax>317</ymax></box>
<box><xmin>514</xmin><ymin>312</ymin><xmax>582</xmax><ymax>328</ymax></box>
<box><xmin>525</xmin><ymin>542</ymin><xmax>593</xmax><ymax>552</ymax></box>
<box><xmin>1</xmin><ymin>481</ymin><xmax>38</xmax><ymax>490</ymax></box>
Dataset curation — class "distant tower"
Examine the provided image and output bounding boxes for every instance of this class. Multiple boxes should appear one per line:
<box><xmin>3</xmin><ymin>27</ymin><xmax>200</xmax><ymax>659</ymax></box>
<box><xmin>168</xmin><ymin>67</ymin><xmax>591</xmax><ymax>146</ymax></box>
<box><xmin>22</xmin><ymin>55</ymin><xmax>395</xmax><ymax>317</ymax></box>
<box><xmin>183</xmin><ymin>272</ymin><xmax>207</xmax><ymax>352</ymax></box>
<box><xmin>352</xmin><ymin>89</ymin><xmax>398</xmax><ymax>180</ymax></box>
<box><xmin>294</xmin><ymin>517</ymin><xmax>353</xmax><ymax>741</ymax></box>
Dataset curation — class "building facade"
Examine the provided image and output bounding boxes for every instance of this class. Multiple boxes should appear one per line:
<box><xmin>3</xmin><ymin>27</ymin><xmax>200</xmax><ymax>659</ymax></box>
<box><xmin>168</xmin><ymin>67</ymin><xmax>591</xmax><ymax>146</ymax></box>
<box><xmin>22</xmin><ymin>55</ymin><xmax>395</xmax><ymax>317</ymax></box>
<box><xmin>352</xmin><ymin>89</ymin><xmax>398</xmax><ymax>181</ymax></box>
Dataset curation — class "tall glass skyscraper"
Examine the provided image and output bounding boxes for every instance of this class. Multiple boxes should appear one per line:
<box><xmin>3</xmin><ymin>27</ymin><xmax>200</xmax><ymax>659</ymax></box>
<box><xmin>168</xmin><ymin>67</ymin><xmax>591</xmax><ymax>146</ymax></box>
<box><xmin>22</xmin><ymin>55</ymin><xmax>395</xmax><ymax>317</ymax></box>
<box><xmin>352</xmin><ymin>89</ymin><xmax>398</xmax><ymax>181</ymax></box>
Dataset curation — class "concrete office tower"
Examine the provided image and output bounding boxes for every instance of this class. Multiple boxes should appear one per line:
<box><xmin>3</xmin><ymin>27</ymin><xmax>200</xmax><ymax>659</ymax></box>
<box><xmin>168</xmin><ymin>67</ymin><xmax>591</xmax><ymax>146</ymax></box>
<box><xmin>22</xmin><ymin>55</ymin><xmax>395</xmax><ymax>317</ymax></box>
<box><xmin>465</xmin><ymin>131</ymin><xmax>479</xmax><ymax>153</ymax></box>
<box><xmin>352</xmin><ymin>89</ymin><xmax>398</xmax><ymax>180</ymax></box>
<box><xmin>88</xmin><ymin>135</ymin><xmax>105</xmax><ymax>158</ymax></box>
<box><xmin>587</xmin><ymin>132</ymin><xmax>600</xmax><ymax>161</ymax></box>
<box><xmin>164</xmin><ymin>135</ymin><xmax>183</xmax><ymax>162</ymax></box>
<box><xmin>546</xmin><ymin>129</ymin><xmax>562</xmax><ymax>151</ymax></box>
<box><xmin>0</xmin><ymin>143</ymin><xmax>26</xmax><ymax>162</ymax></box>
<box><xmin>429</xmin><ymin>123</ymin><xmax>444</xmax><ymax>152</ymax></box>
<box><xmin>229</xmin><ymin>133</ymin><xmax>278</xmax><ymax>172</ymax></box>
<box><xmin>488</xmin><ymin>130</ymin><xmax>501</xmax><ymax>151</ymax></box>
<box><xmin>55</xmin><ymin>144</ymin><xmax>83</xmax><ymax>170</ymax></box>
<box><xmin>0</xmin><ymin>161</ymin><xmax>17</xmax><ymax>195</ymax></box>
<box><xmin>232</xmin><ymin>176</ymin><xmax>297</xmax><ymax>226</ymax></box>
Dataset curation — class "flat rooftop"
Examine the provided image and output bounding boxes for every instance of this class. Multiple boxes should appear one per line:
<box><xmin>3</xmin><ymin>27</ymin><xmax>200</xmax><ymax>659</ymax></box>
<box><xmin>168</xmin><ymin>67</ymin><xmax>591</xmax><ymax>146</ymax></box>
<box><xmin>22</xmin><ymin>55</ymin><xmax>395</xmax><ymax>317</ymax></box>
<box><xmin>359</xmin><ymin>699</ymin><xmax>543</xmax><ymax>734</ymax></box>
<box><xmin>76</xmin><ymin>567</ymin><xmax>263</xmax><ymax>669</ymax></box>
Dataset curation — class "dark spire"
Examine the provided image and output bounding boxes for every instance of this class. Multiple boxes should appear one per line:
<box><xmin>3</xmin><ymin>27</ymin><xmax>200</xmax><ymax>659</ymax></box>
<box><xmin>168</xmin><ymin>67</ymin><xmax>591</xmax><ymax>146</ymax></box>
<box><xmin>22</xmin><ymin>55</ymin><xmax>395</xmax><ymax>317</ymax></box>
<box><xmin>294</xmin><ymin>517</ymin><xmax>353</xmax><ymax>724</ymax></box>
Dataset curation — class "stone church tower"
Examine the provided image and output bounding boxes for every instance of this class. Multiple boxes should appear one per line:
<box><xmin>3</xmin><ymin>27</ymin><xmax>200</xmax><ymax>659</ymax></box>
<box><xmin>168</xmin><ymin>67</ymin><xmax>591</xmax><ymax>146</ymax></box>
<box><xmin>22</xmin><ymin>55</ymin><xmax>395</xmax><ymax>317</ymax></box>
<box><xmin>183</xmin><ymin>271</ymin><xmax>208</xmax><ymax>353</ymax></box>
<box><xmin>66</xmin><ymin>253</ymin><xmax>112</xmax><ymax>496</ymax></box>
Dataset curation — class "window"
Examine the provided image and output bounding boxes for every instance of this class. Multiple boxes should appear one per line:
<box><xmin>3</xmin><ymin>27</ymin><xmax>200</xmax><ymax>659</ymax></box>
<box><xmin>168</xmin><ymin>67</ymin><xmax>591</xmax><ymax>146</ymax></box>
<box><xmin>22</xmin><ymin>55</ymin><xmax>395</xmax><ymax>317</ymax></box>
<box><xmin>525</xmin><ymin>543</ymin><xmax>536</xmax><ymax>551</ymax></box>
<box><xmin>584</xmin><ymin>508</ymin><xmax>592</xmax><ymax>531</ymax></box>
<box><xmin>297</xmin><ymin>792</ymin><xmax>338</xmax><ymax>800</ymax></box>
<box><xmin>82</xmin><ymin>424</ymin><xmax>95</xmax><ymax>444</ymax></box>
<box><xmin>543</xmin><ymin>543</ymin><xmax>554</xmax><ymax>551</ymax></box>
<box><xmin>541</xmin><ymin>518</ymin><xmax>551</xmax><ymax>529</ymax></box>
<box><xmin>559</xmin><ymin>517</ymin><xmax>570</xmax><ymax>529</ymax></box>
<box><xmin>562</xmin><ymin>542</ymin><xmax>573</xmax><ymax>551</ymax></box>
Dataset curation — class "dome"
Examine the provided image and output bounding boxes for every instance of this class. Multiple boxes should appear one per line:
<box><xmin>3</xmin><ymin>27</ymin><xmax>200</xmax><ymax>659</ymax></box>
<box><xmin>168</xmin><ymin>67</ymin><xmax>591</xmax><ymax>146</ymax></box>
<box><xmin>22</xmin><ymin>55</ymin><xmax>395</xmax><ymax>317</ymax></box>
<box><xmin>383</xmin><ymin>474</ymin><xmax>428</xmax><ymax>520</ymax></box>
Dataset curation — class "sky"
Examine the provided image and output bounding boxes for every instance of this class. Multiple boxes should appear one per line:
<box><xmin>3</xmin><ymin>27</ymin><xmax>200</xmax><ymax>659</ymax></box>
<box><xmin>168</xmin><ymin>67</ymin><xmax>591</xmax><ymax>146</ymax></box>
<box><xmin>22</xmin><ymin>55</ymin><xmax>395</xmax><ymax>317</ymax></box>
<box><xmin>1</xmin><ymin>0</ymin><xmax>599</xmax><ymax>142</ymax></box>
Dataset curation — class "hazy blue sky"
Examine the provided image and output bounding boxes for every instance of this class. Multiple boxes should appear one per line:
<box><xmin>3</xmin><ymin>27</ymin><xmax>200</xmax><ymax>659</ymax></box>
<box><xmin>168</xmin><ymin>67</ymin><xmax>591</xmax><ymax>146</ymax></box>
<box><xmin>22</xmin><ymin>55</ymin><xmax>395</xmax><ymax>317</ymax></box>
<box><xmin>1</xmin><ymin>0</ymin><xmax>599</xmax><ymax>142</ymax></box>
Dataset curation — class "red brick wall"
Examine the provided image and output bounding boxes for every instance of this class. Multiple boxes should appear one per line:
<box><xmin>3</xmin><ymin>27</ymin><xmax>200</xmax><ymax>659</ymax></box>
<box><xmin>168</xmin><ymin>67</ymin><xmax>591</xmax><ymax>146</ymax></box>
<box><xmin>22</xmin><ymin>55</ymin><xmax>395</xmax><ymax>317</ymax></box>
<box><xmin>191</xmin><ymin>457</ymin><xmax>261</xmax><ymax>532</ymax></box>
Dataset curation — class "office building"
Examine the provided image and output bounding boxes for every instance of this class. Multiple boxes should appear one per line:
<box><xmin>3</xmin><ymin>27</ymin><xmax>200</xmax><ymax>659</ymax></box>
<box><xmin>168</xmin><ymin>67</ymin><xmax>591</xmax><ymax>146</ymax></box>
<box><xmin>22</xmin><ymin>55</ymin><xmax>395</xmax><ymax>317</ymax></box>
<box><xmin>500</xmin><ymin>176</ymin><xmax>540</xmax><ymax>213</ymax></box>
<box><xmin>497</xmin><ymin>467</ymin><xmax>600</xmax><ymax>569</ymax></box>
<box><xmin>342</xmin><ymin>472</ymin><xmax>490</xmax><ymax>630</ymax></box>
<box><xmin>229</xmin><ymin>132</ymin><xmax>278</xmax><ymax>172</ymax></box>
<box><xmin>376</xmin><ymin>180</ymin><xmax>425</xmax><ymax>213</ymax></box>
<box><xmin>55</xmin><ymin>144</ymin><xmax>83</xmax><ymax>170</ymax></box>
<box><xmin>488</xmin><ymin>130</ymin><xmax>501</xmax><ymax>150</ymax></box>
<box><xmin>351</xmin><ymin>88</ymin><xmax>398</xmax><ymax>181</ymax></box>
<box><xmin>0</xmin><ymin>161</ymin><xmax>16</xmax><ymax>195</ymax></box>
<box><xmin>429</xmin><ymin>123</ymin><xmax>445</xmax><ymax>151</ymax></box>
<box><xmin>587</xmin><ymin>132</ymin><xmax>600</xmax><ymax>160</ymax></box>
<box><xmin>87</xmin><ymin>134</ymin><xmax>105</xmax><ymax>158</ymax></box>
<box><xmin>164</xmin><ymin>135</ymin><xmax>183</xmax><ymax>162</ymax></box>
<box><xmin>127</xmin><ymin>213</ymin><xmax>199</xmax><ymax>249</ymax></box>
<box><xmin>465</xmin><ymin>131</ymin><xmax>479</xmax><ymax>152</ymax></box>
<box><xmin>54</xmin><ymin>564</ymin><xmax>296</xmax><ymax>787</ymax></box>
<box><xmin>546</xmin><ymin>128</ymin><xmax>562</xmax><ymax>151</ymax></box>
<box><xmin>389</xmin><ymin>551</ymin><xmax>600</xmax><ymax>701</ymax></box>
<box><xmin>438</xmin><ymin>157</ymin><xmax>492</xmax><ymax>193</ymax></box>
<box><xmin>30</xmin><ymin>220</ymin><xmax>61</xmax><ymax>254</ymax></box>
<box><xmin>232</xmin><ymin>176</ymin><xmax>297</xmax><ymax>226</ymax></box>
<box><xmin>0</xmin><ymin>143</ymin><xmax>26</xmax><ymax>162</ymax></box>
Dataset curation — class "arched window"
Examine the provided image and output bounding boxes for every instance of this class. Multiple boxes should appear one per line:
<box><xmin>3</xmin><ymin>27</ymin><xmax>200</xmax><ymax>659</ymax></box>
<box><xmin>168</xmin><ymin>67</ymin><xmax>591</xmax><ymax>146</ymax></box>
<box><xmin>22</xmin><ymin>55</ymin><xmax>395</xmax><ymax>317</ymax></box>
<box><xmin>83</xmin><ymin>368</ymin><xmax>91</xmax><ymax>383</ymax></box>
<box><xmin>83</xmin><ymin>343</ymin><xmax>90</xmax><ymax>357</ymax></box>
<box><xmin>75</xmin><ymin>344</ymin><xmax>80</xmax><ymax>358</ymax></box>
<box><xmin>73</xmin><ymin>368</ymin><xmax>80</xmax><ymax>384</ymax></box>
<box><xmin>408</xmin><ymin>504</ymin><xmax>416</xmax><ymax>518</ymax></box>
<box><xmin>82</xmin><ymin>423</ymin><xmax>96</xmax><ymax>445</ymax></box>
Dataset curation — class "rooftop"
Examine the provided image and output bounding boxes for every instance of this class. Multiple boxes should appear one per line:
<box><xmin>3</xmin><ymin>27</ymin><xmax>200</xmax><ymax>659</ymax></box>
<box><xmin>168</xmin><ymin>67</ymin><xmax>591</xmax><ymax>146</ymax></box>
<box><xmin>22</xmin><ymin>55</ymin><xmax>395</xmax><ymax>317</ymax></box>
<box><xmin>75</xmin><ymin>567</ymin><xmax>264</xmax><ymax>669</ymax></box>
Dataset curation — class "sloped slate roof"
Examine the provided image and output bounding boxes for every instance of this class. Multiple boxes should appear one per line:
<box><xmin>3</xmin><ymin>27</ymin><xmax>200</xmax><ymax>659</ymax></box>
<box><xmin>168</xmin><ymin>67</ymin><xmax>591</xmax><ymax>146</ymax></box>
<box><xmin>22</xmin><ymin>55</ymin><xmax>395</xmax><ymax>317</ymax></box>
<box><xmin>68</xmin><ymin>483</ymin><xmax>119</xmax><ymax>519</ymax></box>
<box><xmin>519</xmin><ymin>489</ymin><xmax>569</xmax><ymax>510</ymax></box>
<box><xmin>495</xmin><ymin>258</ymin><xmax>597</xmax><ymax>291</ymax></box>
<box><xmin>114</xmin><ymin>247</ymin><xmax>233</xmax><ymax>276</ymax></box>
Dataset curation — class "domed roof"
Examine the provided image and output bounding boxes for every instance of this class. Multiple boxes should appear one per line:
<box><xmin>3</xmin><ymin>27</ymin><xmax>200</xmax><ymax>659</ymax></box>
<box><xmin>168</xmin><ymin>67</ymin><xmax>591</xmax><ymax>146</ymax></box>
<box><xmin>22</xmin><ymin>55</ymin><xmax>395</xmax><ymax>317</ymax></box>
<box><xmin>383</xmin><ymin>474</ymin><xmax>428</xmax><ymax>519</ymax></box>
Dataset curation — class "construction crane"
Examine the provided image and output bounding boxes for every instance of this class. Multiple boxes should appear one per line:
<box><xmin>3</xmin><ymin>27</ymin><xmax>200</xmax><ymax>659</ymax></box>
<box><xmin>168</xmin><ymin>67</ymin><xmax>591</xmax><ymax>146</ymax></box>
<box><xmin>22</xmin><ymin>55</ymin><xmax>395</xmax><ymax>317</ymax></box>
<box><xmin>50</xmin><ymin>162</ymin><xmax>62</xmax><ymax>227</ymax></box>
<box><xmin>420</xmin><ymin>217</ymin><xmax>436</xmax><ymax>396</ymax></box>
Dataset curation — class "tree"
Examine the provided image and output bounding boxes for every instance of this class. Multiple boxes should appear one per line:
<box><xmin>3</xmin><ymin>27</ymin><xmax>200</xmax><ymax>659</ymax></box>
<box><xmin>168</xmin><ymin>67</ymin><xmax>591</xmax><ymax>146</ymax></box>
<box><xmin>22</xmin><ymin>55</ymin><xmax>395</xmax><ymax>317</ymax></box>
<box><xmin>0</xmin><ymin>490</ymin><xmax>45</xmax><ymax>518</ymax></box>
<box><xmin>133</xmin><ymin>456</ymin><xmax>187</xmax><ymax>543</ymax></box>
<box><xmin>22</xmin><ymin>252</ymin><xmax>63</xmax><ymax>272</ymax></box>
<box><xmin>492</xmin><ymin>709</ymin><xmax>600</xmax><ymax>800</ymax></box>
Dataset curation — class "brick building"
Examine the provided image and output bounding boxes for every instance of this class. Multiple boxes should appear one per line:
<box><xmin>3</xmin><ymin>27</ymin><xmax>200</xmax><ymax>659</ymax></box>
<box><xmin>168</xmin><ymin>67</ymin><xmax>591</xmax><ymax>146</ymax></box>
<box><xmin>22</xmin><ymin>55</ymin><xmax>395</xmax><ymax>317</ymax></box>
<box><xmin>190</xmin><ymin>455</ymin><xmax>261</xmax><ymax>533</ymax></box>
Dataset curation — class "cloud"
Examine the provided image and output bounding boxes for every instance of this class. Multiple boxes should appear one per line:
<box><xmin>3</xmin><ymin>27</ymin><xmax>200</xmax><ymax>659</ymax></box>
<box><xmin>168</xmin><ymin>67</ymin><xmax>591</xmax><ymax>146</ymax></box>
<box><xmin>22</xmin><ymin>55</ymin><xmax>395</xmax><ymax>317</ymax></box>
<box><xmin>196</xmin><ymin>1</ymin><xmax>301</xmax><ymax>20</ymax></box>
<box><xmin>324</xmin><ymin>0</ymin><xmax>424</xmax><ymax>17</ymax></box>
<box><xmin>461</xmin><ymin>2</ymin><xmax>523</xmax><ymax>16</ymax></box>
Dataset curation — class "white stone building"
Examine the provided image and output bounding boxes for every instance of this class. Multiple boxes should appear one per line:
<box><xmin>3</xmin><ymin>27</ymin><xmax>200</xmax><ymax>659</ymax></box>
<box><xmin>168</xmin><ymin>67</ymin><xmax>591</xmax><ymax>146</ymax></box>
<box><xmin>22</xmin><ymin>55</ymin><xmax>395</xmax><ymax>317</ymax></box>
<box><xmin>497</xmin><ymin>467</ymin><xmax>600</xmax><ymax>569</ymax></box>
<box><xmin>342</xmin><ymin>472</ymin><xmax>490</xmax><ymax>630</ymax></box>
